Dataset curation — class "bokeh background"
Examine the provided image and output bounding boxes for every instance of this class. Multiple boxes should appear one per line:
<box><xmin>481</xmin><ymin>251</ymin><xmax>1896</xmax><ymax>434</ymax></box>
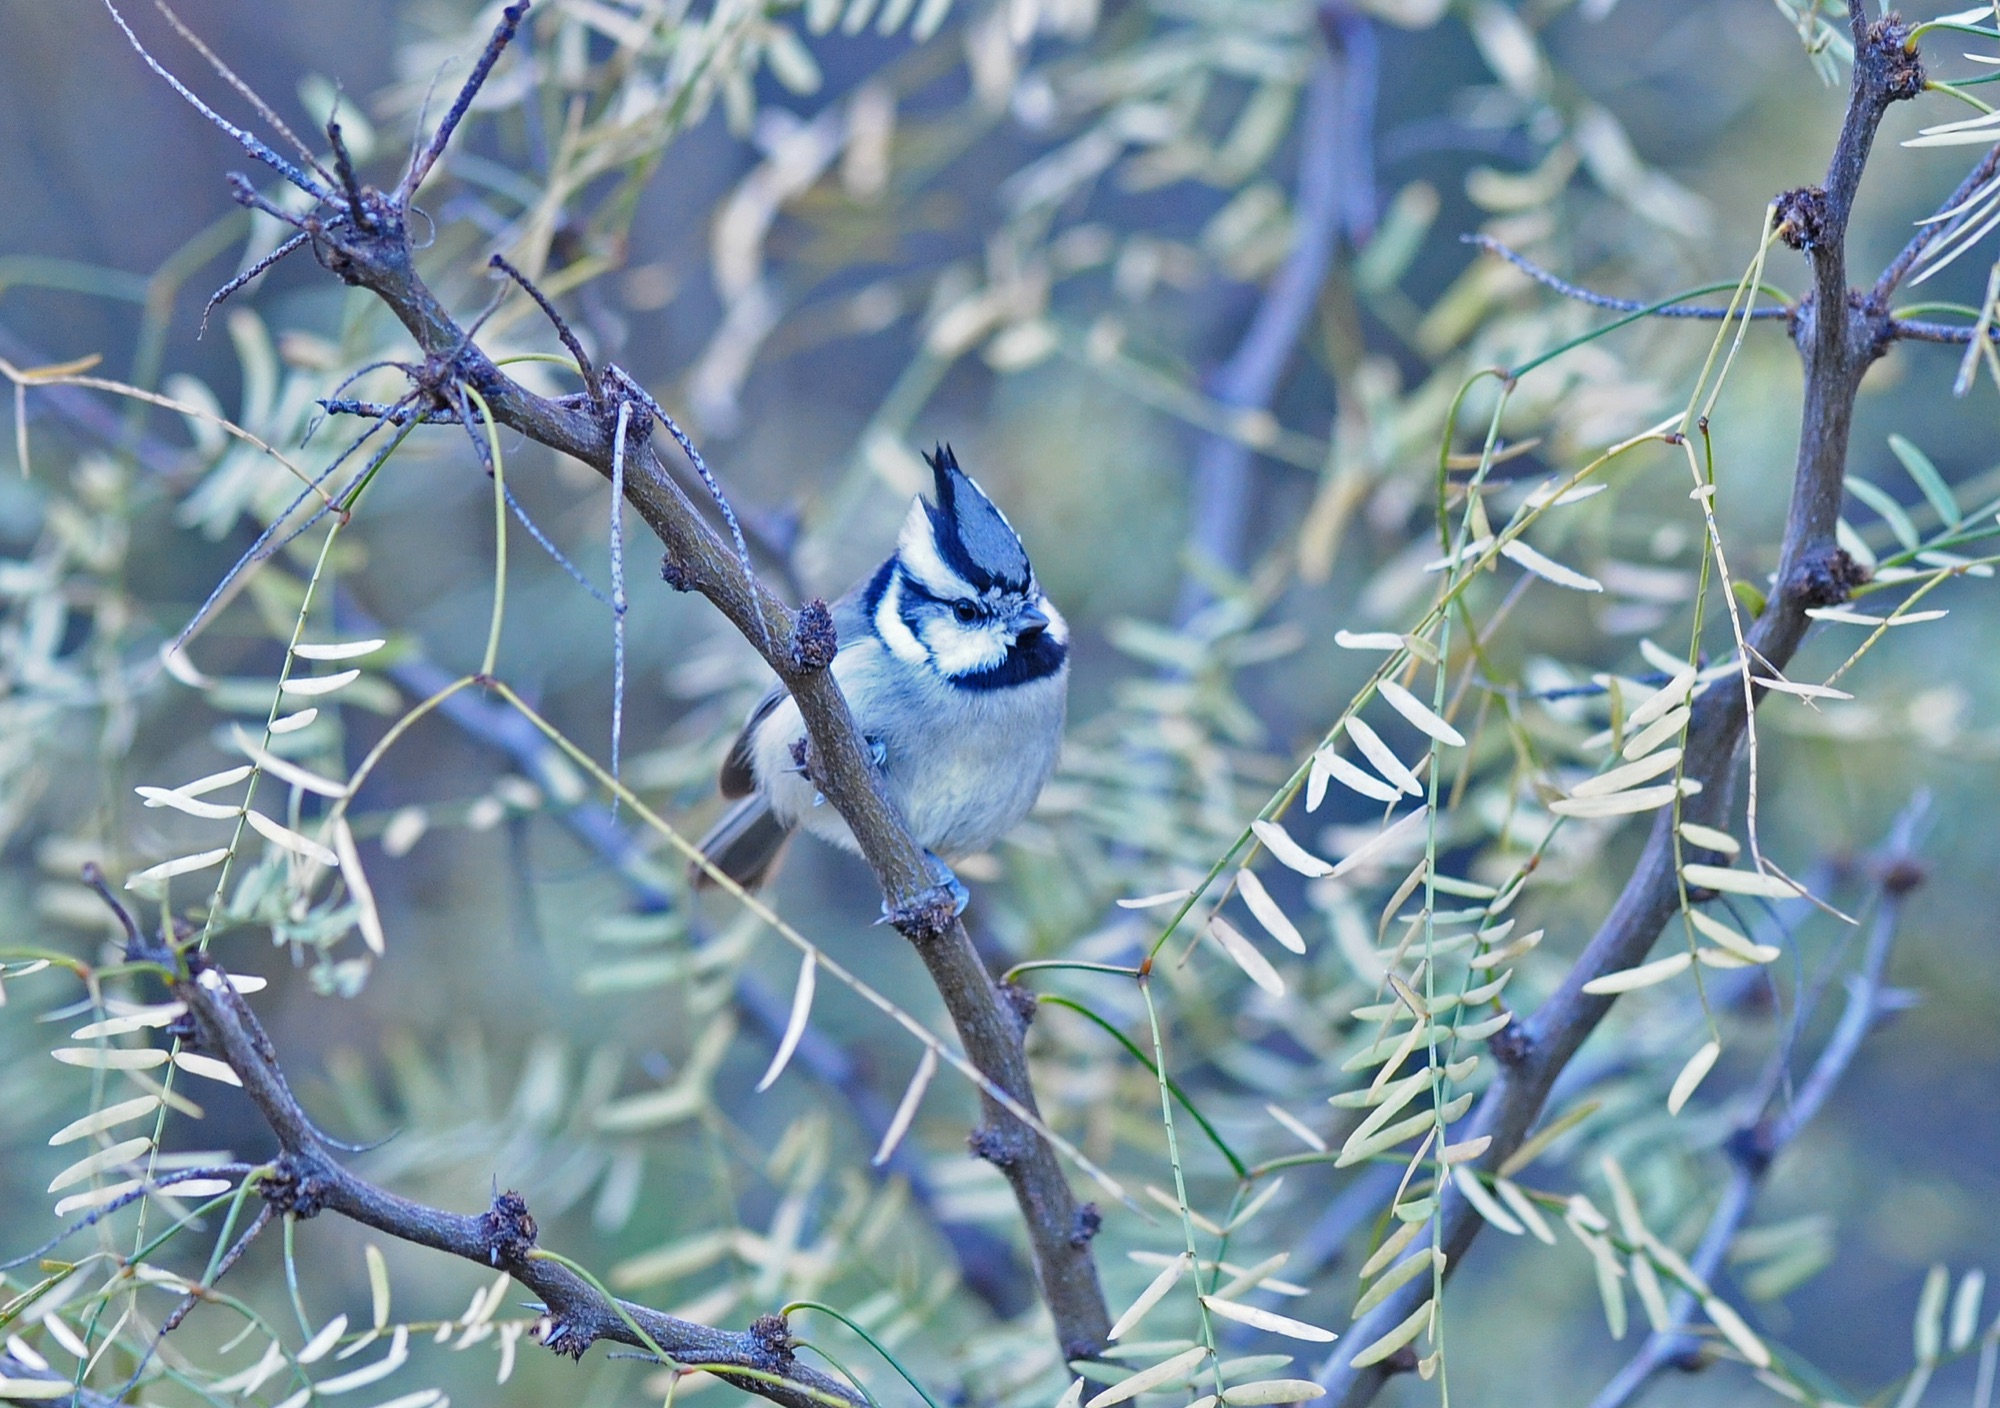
<box><xmin>2</xmin><ymin>1</ymin><xmax>1998</xmax><ymax>1405</ymax></box>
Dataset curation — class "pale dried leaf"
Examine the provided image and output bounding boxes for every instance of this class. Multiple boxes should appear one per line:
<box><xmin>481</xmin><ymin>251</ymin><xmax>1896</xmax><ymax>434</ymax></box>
<box><xmin>1581</xmin><ymin>952</ymin><xmax>1692</xmax><ymax>994</ymax></box>
<box><xmin>1376</xmin><ymin>680</ymin><xmax>1466</xmax><ymax>746</ymax></box>
<box><xmin>1237</xmin><ymin>870</ymin><xmax>1306</xmax><ymax>954</ymax></box>
<box><xmin>1251</xmin><ymin>820</ymin><xmax>1333</xmax><ymax>878</ymax></box>
<box><xmin>1208</xmin><ymin>916</ymin><xmax>1285</xmax><ymax>996</ymax></box>
<box><xmin>1500</xmin><ymin>538</ymin><xmax>1603</xmax><ymax>592</ymax></box>
<box><xmin>755</xmin><ymin>950</ymin><xmax>817</xmax><ymax>1092</ymax></box>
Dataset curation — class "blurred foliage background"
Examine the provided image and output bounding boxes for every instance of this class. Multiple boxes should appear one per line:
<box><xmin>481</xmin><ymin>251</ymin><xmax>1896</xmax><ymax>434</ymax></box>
<box><xmin>3</xmin><ymin>1</ymin><xmax>2000</xmax><ymax>1406</ymax></box>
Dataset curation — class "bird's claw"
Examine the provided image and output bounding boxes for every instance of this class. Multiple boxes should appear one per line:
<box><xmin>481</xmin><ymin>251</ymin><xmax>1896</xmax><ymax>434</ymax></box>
<box><xmin>876</xmin><ymin>853</ymin><xmax>969</xmax><ymax>932</ymax></box>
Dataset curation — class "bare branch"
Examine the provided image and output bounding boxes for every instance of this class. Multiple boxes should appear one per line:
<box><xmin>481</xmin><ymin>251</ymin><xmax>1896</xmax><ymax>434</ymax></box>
<box><xmin>1322</xmin><ymin>14</ymin><xmax>1926</xmax><ymax>1403</ymax></box>
<box><xmin>1178</xmin><ymin>18</ymin><xmax>1361</xmax><ymax>622</ymax></box>
<box><xmin>1874</xmin><ymin>138</ymin><xmax>2000</xmax><ymax>299</ymax></box>
<box><xmin>148</xmin><ymin>0</ymin><xmax>333</xmax><ymax>186</ymax></box>
<box><xmin>1465</xmin><ymin>234</ymin><xmax>1791</xmax><ymax>320</ymax></box>
<box><xmin>401</xmin><ymin>0</ymin><xmax>530</xmax><ymax>198</ymax></box>
<box><xmin>109</xmin><ymin>919</ymin><xmax>868</xmax><ymax>1408</ymax></box>
<box><xmin>101</xmin><ymin>0</ymin><xmax>332</xmax><ymax>202</ymax></box>
<box><xmin>200</xmin><ymin>230</ymin><xmax>310</xmax><ymax>336</ymax></box>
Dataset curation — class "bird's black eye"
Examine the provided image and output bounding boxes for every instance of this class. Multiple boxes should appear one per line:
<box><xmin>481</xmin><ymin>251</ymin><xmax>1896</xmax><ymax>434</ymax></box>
<box><xmin>952</xmin><ymin>601</ymin><xmax>980</xmax><ymax>624</ymax></box>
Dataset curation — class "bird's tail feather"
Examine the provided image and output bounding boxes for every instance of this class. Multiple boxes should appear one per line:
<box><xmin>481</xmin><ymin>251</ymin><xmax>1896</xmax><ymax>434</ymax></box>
<box><xmin>691</xmin><ymin>795</ymin><xmax>792</xmax><ymax>891</ymax></box>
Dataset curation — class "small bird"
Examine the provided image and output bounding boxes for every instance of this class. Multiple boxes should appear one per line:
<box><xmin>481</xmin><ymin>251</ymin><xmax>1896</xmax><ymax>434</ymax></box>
<box><xmin>693</xmin><ymin>444</ymin><xmax>1069</xmax><ymax>907</ymax></box>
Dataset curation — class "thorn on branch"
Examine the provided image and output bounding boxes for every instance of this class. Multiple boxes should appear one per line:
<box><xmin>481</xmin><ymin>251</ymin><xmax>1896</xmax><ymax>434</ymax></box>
<box><xmin>328</xmin><ymin>118</ymin><xmax>372</xmax><ymax>232</ymax></box>
<box><xmin>534</xmin><ymin>1315</ymin><xmax>593</xmax><ymax>1360</ymax></box>
<box><xmin>80</xmin><ymin>862</ymin><xmax>143</xmax><ymax>953</ymax></box>
<box><xmin>788</xmin><ymin>598</ymin><xmax>838</xmax><ymax>672</ymax></box>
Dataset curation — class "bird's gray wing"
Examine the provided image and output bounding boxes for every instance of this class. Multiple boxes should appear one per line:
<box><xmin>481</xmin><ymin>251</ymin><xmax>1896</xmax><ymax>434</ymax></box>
<box><xmin>716</xmin><ymin>565</ymin><xmax>881</xmax><ymax>798</ymax></box>
<box><xmin>718</xmin><ymin>685</ymin><xmax>786</xmax><ymax>799</ymax></box>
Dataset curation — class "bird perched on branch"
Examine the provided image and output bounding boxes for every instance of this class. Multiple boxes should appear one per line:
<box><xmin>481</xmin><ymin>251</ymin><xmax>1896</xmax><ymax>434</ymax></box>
<box><xmin>693</xmin><ymin>444</ymin><xmax>1069</xmax><ymax>910</ymax></box>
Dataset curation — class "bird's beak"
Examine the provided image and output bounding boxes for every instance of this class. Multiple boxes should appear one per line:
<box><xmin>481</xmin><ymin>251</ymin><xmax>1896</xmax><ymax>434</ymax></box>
<box><xmin>1014</xmin><ymin>603</ymin><xmax>1050</xmax><ymax>637</ymax></box>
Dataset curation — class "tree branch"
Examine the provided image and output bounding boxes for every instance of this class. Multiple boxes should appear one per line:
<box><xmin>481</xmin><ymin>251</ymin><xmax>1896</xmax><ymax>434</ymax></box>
<box><xmin>1464</xmin><ymin>235</ymin><xmax>1792</xmax><ymax>320</ymax></box>
<box><xmin>1321</xmin><ymin>12</ymin><xmax>1925</xmax><ymax>1403</ymax></box>
<box><xmin>1176</xmin><ymin>4</ymin><xmax>1370</xmax><ymax>623</ymax></box>
<box><xmin>1586</xmin><ymin>798</ymin><xmax>1927</xmax><ymax>1408</ymax></box>
<box><xmin>1874</xmin><ymin>136</ymin><xmax>2000</xmax><ymax>299</ymax></box>
<box><xmin>125</xmin><ymin>929</ymin><xmax>864</xmax><ymax>1408</ymax></box>
<box><xmin>118</xmin><ymin>0</ymin><xmax>1109</xmax><ymax>1355</ymax></box>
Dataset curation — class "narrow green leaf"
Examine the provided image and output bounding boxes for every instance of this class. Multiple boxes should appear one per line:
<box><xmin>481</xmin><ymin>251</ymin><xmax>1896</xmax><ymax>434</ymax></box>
<box><xmin>1889</xmin><ymin>434</ymin><xmax>1961</xmax><ymax>527</ymax></box>
<box><xmin>1847</xmin><ymin>477</ymin><xmax>1920</xmax><ymax>551</ymax></box>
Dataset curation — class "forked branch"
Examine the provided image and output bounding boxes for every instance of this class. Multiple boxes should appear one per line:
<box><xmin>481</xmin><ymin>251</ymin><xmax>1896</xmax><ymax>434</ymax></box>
<box><xmin>80</xmin><ymin>879</ymin><xmax>864</xmax><ymax>1408</ymax></box>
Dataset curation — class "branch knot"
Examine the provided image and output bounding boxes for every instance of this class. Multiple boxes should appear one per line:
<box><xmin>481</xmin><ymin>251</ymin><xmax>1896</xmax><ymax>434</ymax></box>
<box><xmin>968</xmin><ymin>1124</ymin><xmax>1026</xmax><ymax>1167</ymax></box>
<box><xmin>885</xmin><ymin>886</ymin><xmax>960</xmax><ymax>943</ymax></box>
<box><xmin>478</xmin><ymin>1189</ymin><xmax>540</xmax><ymax>1266</ymax></box>
<box><xmin>749</xmin><ymin>1313</ymin><xmax>794</xmax><ymax>1366</ymax></box>
<box><xmin>259</xmin><ymin>1156</ymin><xmax>331</xmax><ymax>1219</ymax></box>
<box><xmin>1775</xmin><ymin>186</ymin><xmax>1828</xmax><ymax>252</ymax></box>
<box><xmin>1865</xmin><ymin>15</ymin><xmax>1926</xmax><ymax>101</ymax></box>
<box><xmin>788</xmin><ymin>599</ymin><xmax>839</xmax><ymax>673</ymax></box>
<box><xmin>1788</xmin><ymin>544</ymin><xmax>1869</xmax><ymax>609</ymax></box>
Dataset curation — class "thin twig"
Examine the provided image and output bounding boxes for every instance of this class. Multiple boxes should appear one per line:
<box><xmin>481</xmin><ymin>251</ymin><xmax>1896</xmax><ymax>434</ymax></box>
<box><xmin>102</xmin><ymin>0</ymin><xmax>331</xmax><ymax>202</ymax></box>
<box><xmin>1890</xmin><ymin>316</ymin><xmax>2000</xmax><ymax>344</ymax></box>
<box><xmin>402</xmin><ymin>0</ymin><xmax>530</xmax><ymax>198</ymax></box>
<box><xmin>1465</xmin><ymin>235</ymin><xmax>1792</xmax><ymax>320</ymax></box>
<box><xmin>490</xmin><ymin>252</ymin><xmax>603</xmax><ymax>401</ymax></box>
<box><xmin>1874</xmin><ymin>142</ymin><xmax>2000</xmax><ymax>297</ymax></box>
<box><xmin>200</xmin><ymin>230</ymin><xmax>310</xmax><ymax>337</ymax></box>
<box><xmin>148</xmin><ymin>0</ymin><xmax>332</xmax><ymax>185</ymax></box>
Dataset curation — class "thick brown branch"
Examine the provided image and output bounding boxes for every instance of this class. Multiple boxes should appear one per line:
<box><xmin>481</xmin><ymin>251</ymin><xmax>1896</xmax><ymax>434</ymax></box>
<box><xmin>153</xmin><ymin>940</ymin><xmax>863</xmax><ymax>1408</ymax></box>
<box><xmin>1321</xmin><ymin>13</ymin><xmax>1922</xmax><ymax>1403</ymax></box>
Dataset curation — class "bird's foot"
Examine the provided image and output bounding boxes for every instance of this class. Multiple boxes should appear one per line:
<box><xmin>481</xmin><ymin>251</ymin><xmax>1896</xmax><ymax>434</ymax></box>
<box><xmin>877</xmin><ymin>853</ymin><xmax>969</xmax><ymax>934</ymax></box>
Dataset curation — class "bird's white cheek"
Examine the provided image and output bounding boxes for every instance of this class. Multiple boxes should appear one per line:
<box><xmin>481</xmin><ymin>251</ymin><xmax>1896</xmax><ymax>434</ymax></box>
<box><xmin>922</xmin><ymin>621</ymin><xmax>1006</xmax><ymax>675</ymax></box>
